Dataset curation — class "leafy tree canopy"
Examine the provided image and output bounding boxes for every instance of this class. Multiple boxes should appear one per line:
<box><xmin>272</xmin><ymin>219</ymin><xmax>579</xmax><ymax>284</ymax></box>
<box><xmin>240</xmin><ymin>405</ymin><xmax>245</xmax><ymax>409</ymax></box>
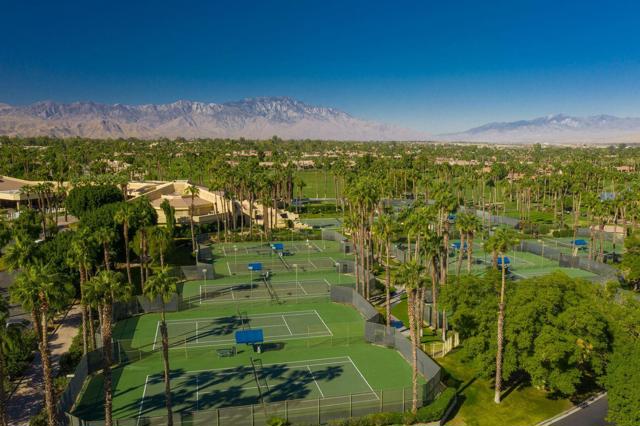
<box><xmin>65</xmin><ymin>184</ymin><xmax>123</xmax><ymax>218</ymax></box>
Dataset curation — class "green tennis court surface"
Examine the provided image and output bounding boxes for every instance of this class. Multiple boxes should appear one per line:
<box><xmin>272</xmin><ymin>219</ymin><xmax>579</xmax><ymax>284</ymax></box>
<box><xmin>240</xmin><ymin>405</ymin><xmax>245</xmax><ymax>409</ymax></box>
<box><xmin>153</xmin><ymin>310</ymin><xmax>333</xmax><ymax>349</ymax></box>
<box><xmin>448</xmin><ymin>240</ymin><xmax>598</xmax><ymax>280</ymax></box>
<box><xmin>198</xmin><ymin>279</ymin><xmax>331</xmax><ymax>304</ymax></box>
<box><xmin>137</xmin><ymin>356</ymin><xmax>377</xmax><ymax>419</ymax></box>
<box><xmin>225</xmin><ymin>256</ymin><xmax>340</xmax><ymax>275</ymax></box>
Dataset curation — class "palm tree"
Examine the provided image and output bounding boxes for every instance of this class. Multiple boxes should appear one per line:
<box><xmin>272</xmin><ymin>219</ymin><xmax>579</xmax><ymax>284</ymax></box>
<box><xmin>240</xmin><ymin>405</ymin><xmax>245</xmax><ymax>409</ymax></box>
<box><xmin>1</xmin><ymin>234</ymin><xmax>36</xmax><ymax>272</ymax></box>
<box><xmin>143</xmin><ymin>268</ymin><xmax>178</xmax><ymax>426</ymax></box>
<box><xmin>149</xmin><ymin>226</ymin><xmax>172</xmax><ymax>268</ymax></box>
<box><xmin>67</xmin><ymin>228</ymin><xmax>98</xmax><ymax>354</ymax></box>
<box><xmin>10</xmin><ymin>261</ymin><xmax>74</xmax><ymax>426</ymax></box>
<box><xmin>184</xmin><ymin>184</ymin><xmax>200</xmax><ymax>252</ymax></box>
<box><xmin>422</xmin><ymin>232</ymin><xmax>443</xmax><ymax>330</ymax></box>
<box><xmin>492</xmin><ymin>227</ymin><xmax>519</xmax><ymax>404</ymax></box>
<box><xmin>83</xmin><ymin>271</ymin><xmax>132</xmax><ymax>426</ymax></box>
<box><xmin>0</xmin><ymin>297</ymin><xmax>19</xmax><ymax>426</ymax></box>
<box><xmin>372</xmin><ymin>212</ymin><xmax>396</xmax><ymax>327</ymax></box>
<box><xmin>93</xmin><ymin>226</ymin><xmax>116</xmax><ymax>271</ymax></box>
<box><xmin>396</xmin><ymin>260</ymin><xmax>424</xmax><ymax>414</ymax></box>
<box><xmin>114</xmin><ymin>203</ymin><xmax>135</xmax><ymax>285</ymax></box>
<box><xmin>465</xmin><ymin>214</ymin><xmax>481</xmax><ymax>273</ymax></box>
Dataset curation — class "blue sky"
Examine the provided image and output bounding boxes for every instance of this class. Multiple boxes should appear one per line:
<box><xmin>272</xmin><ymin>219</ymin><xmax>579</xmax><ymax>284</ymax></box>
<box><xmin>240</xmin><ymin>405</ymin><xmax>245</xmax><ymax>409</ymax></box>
<box><xmin>2</xmin><ymin>0</ymin><xmax>640</xmax><ymax>133</ymax></box>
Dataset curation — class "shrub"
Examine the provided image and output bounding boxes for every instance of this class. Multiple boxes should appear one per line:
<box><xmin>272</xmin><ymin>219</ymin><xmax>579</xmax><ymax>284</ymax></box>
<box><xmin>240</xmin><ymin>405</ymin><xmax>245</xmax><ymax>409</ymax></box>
<box><xmin>29</xmin><ymin>411</ymin><xmax>47</xmax><ymax>426</ymax></box>
<box><xmin>66</xmin><ymin>184</ymin><xmax>124</xmax><ymax>218</ymax></box>
<box><xmin>415</xmin><ymin>387</ymin><xmax>457</xmax><ymax>422</ymax></box>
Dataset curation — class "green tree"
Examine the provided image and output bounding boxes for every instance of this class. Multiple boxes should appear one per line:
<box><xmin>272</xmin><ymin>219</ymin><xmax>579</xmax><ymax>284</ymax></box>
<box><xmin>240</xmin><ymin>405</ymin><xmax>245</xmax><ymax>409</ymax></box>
<box><xmin>83</xmin><ymin>271</ymin><xmax>132</xmax><ymax>426</ymax></box>
<box><xmin>490</xmin><ymin>227</ymin><xmax>519</xmax><ymax>404</ymax></box>
<box><xmin>10</xmin><ymin>260</ymin><xmax>74</xmax><ymax>426</ymax></box>
<box><xmin>184</xmin><ymin>184</ymin><xmax>200</xmax><ymax>252</ymax></box>
<box><xmin>1</xmin><ymin>234</ymin><xmax>36</xmax><ymax>271</ymax></box>
<box><xmin>148</xmin><ymin>226</ymin><xmax>172</xmax><ymax>268</ymax></box>
<box><xmin>65</xmin><ymin>184</ymin><xmax>124</xmax><ymax>218</ymax></box>
<box><xmin>621</xmin><ymin>231</ymin><xmax>640</xmax><ymax>291</ymax></box>
<box><xmin>396</xmin><ymin>260</ymin><xmax>424</xmax><ymax>414</ymax></box>
<box><xmin>160</xmin><ymin>199</ymin><xmax>176</xmax><ymax>237</ymax></box>
<box><xmin>372</xmin><ymin>212</ymin><xmax>396</xmax><ymax>327</ymax></box>
<box><xmin>114</xmin><ymin>203</ymin><xmax>135</xmax><ymax>285</ymax></box>
<box><xmin>143</xmin><ymin>268</ymin><xmax>178</xmax><ymax>426</ymax></box>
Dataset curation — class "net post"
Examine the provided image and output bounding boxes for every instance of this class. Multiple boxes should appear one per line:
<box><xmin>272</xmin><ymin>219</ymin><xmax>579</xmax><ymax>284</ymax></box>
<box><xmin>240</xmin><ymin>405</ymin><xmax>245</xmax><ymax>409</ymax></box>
<box><xmin>349</xmin><ymin>393</ymin><xmax>353</xmax><ymax>417</ymax></box>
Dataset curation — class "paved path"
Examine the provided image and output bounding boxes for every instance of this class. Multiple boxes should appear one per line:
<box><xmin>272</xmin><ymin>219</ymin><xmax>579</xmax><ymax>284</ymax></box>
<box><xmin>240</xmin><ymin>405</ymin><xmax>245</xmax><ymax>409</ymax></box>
<box><xmin>7</xmin><ymin>304</ymin><xmax>82</xmax><ymax>426</ymax></box>
<box><xmin>538</xmin><ymin>393</ymin><xmax>613</xmax><ymax>426</ymax></box>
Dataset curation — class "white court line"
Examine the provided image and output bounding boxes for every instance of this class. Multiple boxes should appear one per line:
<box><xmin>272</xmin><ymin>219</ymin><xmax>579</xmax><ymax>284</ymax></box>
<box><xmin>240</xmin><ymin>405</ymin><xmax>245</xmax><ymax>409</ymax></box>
<box><xmin>195</xmin><ymin>320</ymin><xmax>199</xmax><ymax>343</ymax></box>
<box><xmin>136</xmin><ymin>375</ymin><xmax>149</xmax><ymax>426</ymax></box>
<box><xmin>308</xmin><ymin>259</ymin><xmax>318</xmax><ymax>269</ymax></box>
<box><xmin>221</xmin><ymin>245</ymin><xmax>227</xmax><ymax>256</ymax></box>
<box><xmin>323</xmin><ymin>278</ymin><xmax>331</xmax><ymax>288</ymax></box>
<box><xmin>152</xmin><ymin>322</ymin><xmax>160</xmax><ymax>351</ymax></box>
<box><xmin>306</xmin><ymin>366</ymin><xmax>325</xmax><ymax>398</ymax></box>
<box><xmin>314</xmin><ymin>310</ymin><xmax>333</xmax><ymax>336</ymax></box>
<box><xmin>311</xmin><ymin>241</ymin><xmax>323</xmax><ymax>252</ymax></box>
<box><xmin>281</xmin><ymin>315</ymin><xmax>294</xmax><ymax>335</ymax></box>
<box><xmin>196</xmin><ymin>374</ymin><xmax>199</xmax><ymax>411</ymax></box>
<box><xmin>227</xmin><ymin>262</ymin><xmax>232</xmax><ymax>276</ymax></box>
<box><xmin>347</xmin><ymin>356</ymin><xmax>379</xmax><ymax>400</ymax></box>
<box><xmin>296</xmin><ymin>281</ymin><xmax>309</xmax><ymax>295</ymax></box>
<box><xmin>329</xmin><ymin>256</ymin><xmax>337</xmax><ymax>264</ymax></box>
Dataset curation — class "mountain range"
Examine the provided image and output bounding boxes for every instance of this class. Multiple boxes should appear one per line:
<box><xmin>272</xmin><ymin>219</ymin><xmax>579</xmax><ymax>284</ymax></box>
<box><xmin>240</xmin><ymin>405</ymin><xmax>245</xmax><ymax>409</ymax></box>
<box><xmin>0</xmin><ymin>97</ymin><xmax>425</xmax><ymax>141</ymax></box>
<box><xmin>440</xmin><ymin>114</ymin><xmax>640</xmax><ymax>144</ymax></box>
<box><xmin>1</xmin><ymin>98</ymin><xmax>640</xmax><ymax>143</ymax></box>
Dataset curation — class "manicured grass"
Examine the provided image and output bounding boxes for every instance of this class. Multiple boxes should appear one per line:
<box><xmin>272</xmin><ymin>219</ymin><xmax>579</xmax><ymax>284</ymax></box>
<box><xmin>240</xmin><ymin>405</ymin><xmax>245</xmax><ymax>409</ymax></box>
<box><xmin>297</xmin><ymin>169</ymin><xmax>337</xmax><ymax>198</ymax></box>
<box><xmin>440</xmin><ymin>350</ymin><xmax>572</xmax><ymax>426</ymax></box>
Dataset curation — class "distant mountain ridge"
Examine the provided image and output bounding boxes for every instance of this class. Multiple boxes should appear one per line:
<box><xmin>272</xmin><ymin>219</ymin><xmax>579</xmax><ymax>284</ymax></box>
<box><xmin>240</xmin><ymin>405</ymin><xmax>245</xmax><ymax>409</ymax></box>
<box><xmin>439</xmin><ymin>113</ymin><xmax>640</xmax><ymax>143</ymax></box>
<box><xmin>0</xmin><ymin>97</ymin><xmax>426</xmax><ymax>141</ymax></box>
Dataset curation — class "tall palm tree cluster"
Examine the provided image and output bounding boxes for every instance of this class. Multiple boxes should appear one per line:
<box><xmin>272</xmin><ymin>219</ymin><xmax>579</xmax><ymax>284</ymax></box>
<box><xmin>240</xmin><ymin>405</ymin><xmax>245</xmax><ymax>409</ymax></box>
<box><xmin>0</xmin><ymin>193</ymin><xmax>181</xmax><ymax>426</ymax></box>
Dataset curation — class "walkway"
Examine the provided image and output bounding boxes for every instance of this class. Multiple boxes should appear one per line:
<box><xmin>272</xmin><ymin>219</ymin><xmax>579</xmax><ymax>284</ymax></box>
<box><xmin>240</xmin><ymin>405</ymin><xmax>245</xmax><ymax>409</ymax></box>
<box><xmin>538</xmin><ymin>393</ymin><xmax>613</xmax><ymax>426</ymax></box>
<box><xmin>6</xmin><ymin>304</ymin><xmax>82</xmax><ymax>426</ymax></box>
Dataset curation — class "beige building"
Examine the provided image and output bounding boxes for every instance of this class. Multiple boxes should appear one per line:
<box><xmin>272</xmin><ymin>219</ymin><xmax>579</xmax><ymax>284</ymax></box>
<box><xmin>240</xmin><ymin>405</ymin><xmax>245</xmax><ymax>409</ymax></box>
<box><xmin>128</xmin><ymin>179</ymin><xmax>307</xmax><ymax>230</ymax></box>
<box><xmin>128</xmin><ymin>180</ymin><xmax>235</xmax><ymax>226</ymax></box>
<box><xmin>0</xmin><ymin>176</ymin><xmax>48</xmax><ymax>210</ymax></box>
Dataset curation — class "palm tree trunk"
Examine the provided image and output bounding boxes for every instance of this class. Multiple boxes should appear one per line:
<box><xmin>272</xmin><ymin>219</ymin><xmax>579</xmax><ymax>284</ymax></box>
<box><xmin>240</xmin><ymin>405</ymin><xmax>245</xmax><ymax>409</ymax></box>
<box><xmin>40</xmin><ymin>307</ymin><xmax>56</xmax><ymax>426</ymax></box>
<box><xmin>79</xmin><ymin>266</ymin><xmax>89</xmax><ymax>355</ymax></box>
<box><xmin>0</xmin><ymin>349</ymin><xmax>8</xmax><ymax>426</ymax></box>
<box><xmin>124</xmin><ymin>223</ymin><xmax>132</xmax><ymax>285</ymax></box>
<box><xmin>456</xmin><ymin>232</ymin><xmax>465</xmax><ymax>277</ymax></box>
<box><xmin>407</xmin><ymin>290</ymin><xmax>419</xmax><ymax>414</ymax></box>
<box><xmin>160</xmin><ymin>310</ymin><xmax>173</xmax><ymax>426</ymax></box>
<box><xmin>467</xmin><ymin>234</ymin><xmax>474</xmax><ymax>273</ymax></box>
<box><xmin>102</xmin><ymin>303</ymin><xmax>114</xmax><ymax>426</ymax></box>
<box><xmin>385</xmin><ymin>241</ymin><xmax>391</xmax><ymax>327</ymax></box>
<box><xmin>494</xmin><ymin>254</ymin><xmax>507</xmax><ymax>404</ymax></box>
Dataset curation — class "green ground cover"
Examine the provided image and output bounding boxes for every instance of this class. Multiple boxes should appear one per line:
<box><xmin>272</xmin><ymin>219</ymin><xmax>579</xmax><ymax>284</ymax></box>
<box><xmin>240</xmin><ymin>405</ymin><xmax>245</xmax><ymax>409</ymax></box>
<box><xmin>297</xmin><ymin>170</ymin><xmax>337</xmax><ymax>198</ymax></box>
<box><xmin>440</xmin><ymin>350</ymin><xmax>572</xmax><ymax>426</ymax></box>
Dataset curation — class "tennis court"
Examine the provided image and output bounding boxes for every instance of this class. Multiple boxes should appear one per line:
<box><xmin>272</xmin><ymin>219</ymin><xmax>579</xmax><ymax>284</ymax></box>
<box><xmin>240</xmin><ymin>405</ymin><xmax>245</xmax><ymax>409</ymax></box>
<box><xmin>153</xmin><ymin>310</ymin><xmax>333</xmax><ymax>349</ymax></box>
<box><xmin>199</xmin><ymin>278</ymin><xmax>331</xmax><ymax>304</ymax></box>
<box><xmin>136</xmin><ymin>356</ymin><xmax>378</xmax><ymax>420</ymax></box>
<box><xmin>225</xmin><ymin>256</ymin><xmax>340</xmax><ymax>275</ymax></box>
<box><xmin>449</xmin><ymin>240</ymin><xmax>598</xmax><ymax>280</ymax></box>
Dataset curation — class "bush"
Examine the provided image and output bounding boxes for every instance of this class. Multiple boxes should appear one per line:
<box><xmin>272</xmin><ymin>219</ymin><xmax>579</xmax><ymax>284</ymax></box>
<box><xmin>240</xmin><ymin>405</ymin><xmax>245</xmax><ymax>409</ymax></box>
<box><xmin>29</xmin><ymin>411</ymin><xmax>47</xmax><ymax>426</ymax></box>
<box><xmin>58</xmin><ymin>327</ymin><xmax>84</xmax><ymax>376</ymax></box>
<box><xmin>415</xmin><ymin>387</ymin><xmax>457</xmax><ymax>422</ymax></box>
<box><xmin>66</xmin><ymin>184</ymin><xmax>124</xmax><ymax>218</ymax></box>
<box><xmin>552</xmin><ymin>228</ymin><xmax>574</xmax><ymax>238</ymax></box>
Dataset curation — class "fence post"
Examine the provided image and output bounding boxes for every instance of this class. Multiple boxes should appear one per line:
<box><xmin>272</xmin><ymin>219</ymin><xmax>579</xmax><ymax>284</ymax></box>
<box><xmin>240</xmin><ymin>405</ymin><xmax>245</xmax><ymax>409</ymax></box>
<box><xmin>251</xmin><ymin>404</ymin><xmax>255</xmax><ymax>426</ymax></box>
<box><xmin>317</xmin><ymin>398</ymin><xmax>321</xmax><ymax>425</ymax></box>
<box><xmin>380</xmin><ymin>389</ymin><xmax>383</xmax><ymax>412</ymax></box>
<box><xmin>285</xmin><ymin>400</ymin><xmax>288</xmax><ymax>422</ymax></box>
<box><xmin>216</xmin><ymin>408</ymin><xmax>220</xmax><ymax>426</ymax></box>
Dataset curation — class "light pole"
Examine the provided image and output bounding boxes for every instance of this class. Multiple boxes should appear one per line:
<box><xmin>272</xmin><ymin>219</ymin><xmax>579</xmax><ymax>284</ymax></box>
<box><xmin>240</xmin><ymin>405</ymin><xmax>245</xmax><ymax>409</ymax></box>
<box><xmin>306</xmin><ymin>238</ymin><xmax>311</xmax><ymax>261</ymax></box>
<box><xmin>335</xmin><ymin>262</ymin><xmax>341</xmax><ymax>286</ymax></box>
<box><xmin>234</xmin><ymin>245</ymin><xmax>238</xmax><ymax>265</ymax></box>
<box><xmin>202</xmin><ymin>268</ymin><xmax>207</xmax><ymax>285</ymax></box>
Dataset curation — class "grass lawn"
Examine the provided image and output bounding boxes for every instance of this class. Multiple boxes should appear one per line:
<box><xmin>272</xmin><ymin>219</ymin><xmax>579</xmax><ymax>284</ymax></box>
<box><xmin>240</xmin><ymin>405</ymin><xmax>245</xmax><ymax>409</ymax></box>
<box><xmin>440</xmin><ymin>350</ymin><xmax>572</xmax><ymax>426</ymax></box>
<box><xmin>297</xmin><ymin>169</ymin><xmax>337</xmax><ymax>198</ymax></box>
